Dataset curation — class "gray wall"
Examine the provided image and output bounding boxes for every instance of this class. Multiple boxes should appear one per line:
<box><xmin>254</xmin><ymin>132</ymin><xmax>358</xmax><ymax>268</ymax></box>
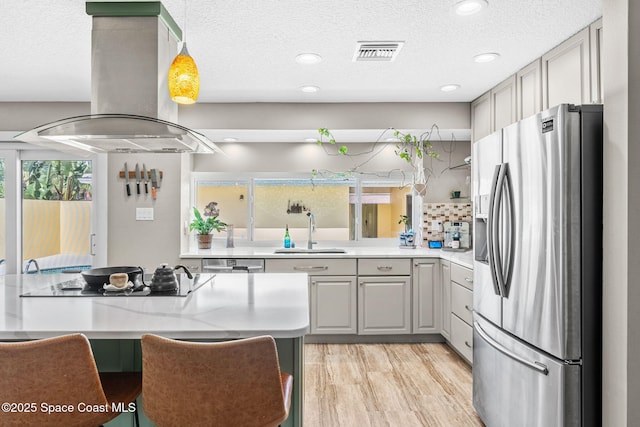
<box><xmin>602</xmin><ymin>0</ymin><xmax>640</xmax><ymax>425</ymax></box>
<box><xmin>107</xmin><ymin>153</ymin><xmax>184</xmax><ymax>271</ymax></box>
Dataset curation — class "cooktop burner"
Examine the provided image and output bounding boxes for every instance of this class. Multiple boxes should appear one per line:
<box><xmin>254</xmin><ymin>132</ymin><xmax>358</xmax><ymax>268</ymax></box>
<box><xmin>20</xmin><ymin>274</ymin><xmax>215</xmax><ymax>298</ymax></box>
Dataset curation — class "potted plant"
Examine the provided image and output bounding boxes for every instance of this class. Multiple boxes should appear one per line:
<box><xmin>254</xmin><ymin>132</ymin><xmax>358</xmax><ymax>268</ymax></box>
<box><xmin>189</xmin><ymin>207</ymin><xmax>227</xmax><ymax>249</ymax></box>
<box><xmin>398</xmin><ymin>214</ymin><xmax>410</xmax><ymax>233</ymax></box>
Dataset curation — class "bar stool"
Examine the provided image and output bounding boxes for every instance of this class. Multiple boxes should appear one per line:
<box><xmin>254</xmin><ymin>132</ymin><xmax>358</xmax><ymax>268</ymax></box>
<box><xmin>0</xmin><ymin>333</ymin><xmax>142</xmax><ymax>427</ymax></box>
<box><xmin>141</xmin><ymin>334</ymin><xmax>293</xmax><ymax>427</ymax></box>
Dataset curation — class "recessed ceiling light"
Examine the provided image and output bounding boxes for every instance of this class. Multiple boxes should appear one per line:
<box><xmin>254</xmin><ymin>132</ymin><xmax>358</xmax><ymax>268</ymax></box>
<box><xmin>473</xmin><ymin>52</ymin><xmax>500</xmax><ymax>63</ymax></box>
<box><xmin>300</xmin><ymin>85</ymin><xmax>320</xmax><ymax>93</ymax></box>
<box><xmin>440</xmin><ymin>84</ymin><xmax>461</xmax><ymax>92</ymax></box>
<box><xmin>295</xmin><ymin>53</ymin><xmax>322</xmax><ymax>64</ymax></box>
<box><xmin>304</xmin><ymin>138</ymin><xmax>317</xmax><ymax>143</ymax></box>
<box><xmin>454</xmin><ymin>0</ymin><xmax>488</xmax><ymax>15</ymax></box>
<box><xmin>223</xmin><ymin>137</ymin><xmax>238</xmax><ymax>142</ymax></box>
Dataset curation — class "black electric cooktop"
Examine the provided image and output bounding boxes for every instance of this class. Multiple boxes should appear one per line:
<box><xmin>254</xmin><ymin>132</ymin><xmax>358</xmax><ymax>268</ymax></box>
<box><xmin>20</xmin><ymin>274</ymin><xmax>215</xmax><ymax>298</ymax></box>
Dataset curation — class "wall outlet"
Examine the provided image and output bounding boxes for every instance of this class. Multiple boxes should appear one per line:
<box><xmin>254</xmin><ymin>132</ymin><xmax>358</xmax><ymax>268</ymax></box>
<box><xmin>136</xmin><ymin>208</ymin><xmax>154</xmax><ymax>221</ymax></box>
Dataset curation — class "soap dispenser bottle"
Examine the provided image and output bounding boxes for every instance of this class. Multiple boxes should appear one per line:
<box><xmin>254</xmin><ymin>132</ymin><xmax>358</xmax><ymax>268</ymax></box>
<box><xmin>284</xmin><ymin>224</ymin><xmax>291</xmax><ymax>248</ymax></box>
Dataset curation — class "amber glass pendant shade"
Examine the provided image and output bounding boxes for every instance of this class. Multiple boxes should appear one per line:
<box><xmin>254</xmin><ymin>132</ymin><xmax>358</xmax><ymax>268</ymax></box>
<box><xmin>168</xmin><ymin>43</ymin><xmax>200</xmax><ymax>105</ymax></box>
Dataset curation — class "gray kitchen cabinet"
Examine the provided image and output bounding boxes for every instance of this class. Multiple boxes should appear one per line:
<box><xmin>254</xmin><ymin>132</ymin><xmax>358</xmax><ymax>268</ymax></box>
<box><xmin>357</xmin><ymin>258</ymin><xmax>411</xmax><ymax>335</ymax></box>
<box><xmin>491</xmin><ymin>74</ymin><xmax>517</xmax><ymax>131</ymax></box>
<box><xmin>449</xmin><ymin>262</ymin><xmax>474</xmax><ymax>364</ymax></box>
<box><xmin>471</xmin><ymin>91</ymin><xmax>491</xmax><ymax>142</ymax></box>
<box><xmin>516</xmin><ymin>58</ymin><xmax>542</xmax><ymax>120</ymax></box>
<box><xmin>542</xmin><ymin>27</ymin><xmax>591</xmax><ymax>109</ymax></box>
<box><xmin>310</xmin><ymin>276</ymin><xmax>357</xmax><ymax>334</ymax></box>
<box><xmin>440</xmin><ymin>260</ymin><xmax>451</xmax><ymax>339</ymax></box>
<box><xmin>358</xmin><ymin>275</ymin><xmax>411</xmax><ymax>335</ymax></box>
<box><xmin>412</xmin><ymin>260</ymin><xmax>441</xmax><ymax>334</ymax></box>
<box><xmin>265</xmin><ymin>258</ymin><xmax>357</xmax><ymax>336</ymax></box>
<box><xmin>590</xmin><ymin>18</ymin><xmax>603</xmax><ymax>104</ymax></box>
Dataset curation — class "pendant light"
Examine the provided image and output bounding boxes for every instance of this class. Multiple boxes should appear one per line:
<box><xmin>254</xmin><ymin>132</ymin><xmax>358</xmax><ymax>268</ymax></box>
<box><xmin>168</xmin><ymin>1</ymin><xmax>200</xmax><ymax>104</ymax></box>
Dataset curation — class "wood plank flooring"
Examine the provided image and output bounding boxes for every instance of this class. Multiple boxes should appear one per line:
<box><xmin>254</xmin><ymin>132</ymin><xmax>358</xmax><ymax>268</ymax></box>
<box><xmin>304</xmin><ymin>343</ymin><xmax>484</xmax><ymax>427</ymax></box>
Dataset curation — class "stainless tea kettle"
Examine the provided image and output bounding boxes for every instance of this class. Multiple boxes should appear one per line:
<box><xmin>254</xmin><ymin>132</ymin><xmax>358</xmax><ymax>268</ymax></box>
<box><xmin>150</xmin><ymin>264</ymin><xmax>193</xmax><ymax>292</ymax></box>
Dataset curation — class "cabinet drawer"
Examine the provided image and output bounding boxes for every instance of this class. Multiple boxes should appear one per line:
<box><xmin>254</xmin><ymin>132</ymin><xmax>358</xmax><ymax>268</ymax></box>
<box><xmin>265</xmin><ymin>258</ymin><xmax>356</xmax><ymax>275</ymax></box>
<box><xmin>451</xmin><ymin>262</ymin><xmax>473</xmax><ymax>290</ymax></box>
<box><xmin>451</xmin><ymin>282</ymin><xmax>473</xmax><ymax>325</ymax></box>
<box><xmin>451</xmin><ymin>314</ymin><xmax>473</xmax><ymax>363</ymax></box>
<box><xmin>358</xmin><ymin>258</ymin><xmax>411</xmax><ymax>276</ymax></box>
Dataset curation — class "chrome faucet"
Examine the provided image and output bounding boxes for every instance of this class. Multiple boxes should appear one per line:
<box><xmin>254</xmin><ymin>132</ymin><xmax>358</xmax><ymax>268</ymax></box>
<box><xmin>307</xmin><ymin>212</ymin><xmax>316</xmax><ymax>249</ymax></box>
<box><xmin>24</xmin><ymin>259</ymin><xmax>40</xmax><ymax>274</ymax></box>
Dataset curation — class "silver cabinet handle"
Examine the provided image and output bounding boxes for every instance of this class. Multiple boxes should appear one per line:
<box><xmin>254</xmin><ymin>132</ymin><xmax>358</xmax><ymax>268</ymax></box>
<box><xmin>465</xmin><ymin>305</ymin><xmax>472</xmax><ymax>312</ymax></box>
<box><xmin>359</xmin><ymin>282</ymin><xmax>364</xmax><ymax>286</ymax></box>
<box><xmin>465</xmin><ymin>277</ymin><xmax>473</xmax><ymax>283</ymax></box>
<box><xmin>465</xmin><ymin>341</ymin><xmax>472</xmax><ymax>348</ymax></box>
<box><xmin>293</xmin><ymin>266</ymin><xmax>329</xmax><ymax>271</ymax></box>
<box><xmin>377</xmin><ymin>266</ymin><xmax>393</xmax><ymax>271</ymax></box>
<box><xmin>311</xmin><ymin>281</ymin><xmax>316</xmax><ymax>286</ymax></box>
<box><xmin>474</xmin><ymin>321</ymin><xmax>549</xmax><ymax>375</ymax></box>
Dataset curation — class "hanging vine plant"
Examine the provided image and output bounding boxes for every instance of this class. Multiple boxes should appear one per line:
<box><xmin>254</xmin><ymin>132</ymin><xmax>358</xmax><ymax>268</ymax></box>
<box><xmin>314</xmin><ymin>126</ymin><xmax>440</xmax><ymax>194</ymax></box>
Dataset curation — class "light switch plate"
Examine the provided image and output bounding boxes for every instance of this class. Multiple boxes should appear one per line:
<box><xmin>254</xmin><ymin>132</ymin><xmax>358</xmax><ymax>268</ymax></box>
<box><xmin>136</xmin><ymin>207</ymin><xmax>154</xmax><ymax>221</ymax></box>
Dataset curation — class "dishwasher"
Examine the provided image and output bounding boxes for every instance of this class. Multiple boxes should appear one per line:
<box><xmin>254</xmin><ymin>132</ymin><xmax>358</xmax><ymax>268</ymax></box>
<box><xmin>202</xmin><ymin>258</ymin><xmax>265</xmax><ymax>273</ymax></box>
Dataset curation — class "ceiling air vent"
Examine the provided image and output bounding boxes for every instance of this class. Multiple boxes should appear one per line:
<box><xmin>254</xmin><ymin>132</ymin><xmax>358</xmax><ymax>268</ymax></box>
<box><xmin>353</xmin><ymin>41</ymin><xmax>405</xmax><ymax>62</ymax></box>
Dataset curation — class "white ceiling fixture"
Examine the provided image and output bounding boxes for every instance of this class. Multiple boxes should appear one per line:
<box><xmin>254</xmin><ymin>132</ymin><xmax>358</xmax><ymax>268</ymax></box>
<box><xmin>473</xmin><ymin>52</ymin><xmax>501</xmax><ymax>63</ymax></box>
<box><xmin>223</xmin><ymin>137</ymin><xmax>238</xmax><ymax>142</ymax></box>
<box><xmin>0</xmin><ymin>1</ymin><xmax>602</xmax><ymax>104</ymax></box>
<box><xmin>454</xmin><ymin>0</ymin><xmax>488</xmax><ymax>16</ymax></box>
<box><xmin>304</xmin><ymin>138</ymin><xmax>317</xmax><ymax>143</ymax></box>
<box><xmin>440</xmin><ymin>84</ymin><xmax>461</xmax><ymax>92</ymax></box>
<box><xmin>352</xmin><ymin>41</ymin><xmax>405</xmax><ymax>62</ymax></box>
<box><xmin>300</xmin><ymin>85</ymin><xmax>320</xmax><ymax>93</ymax></box>
<box><xmin>295</xmin><ymin>53</ymin><xmax>322</xmax><ymax>64</ymax></box>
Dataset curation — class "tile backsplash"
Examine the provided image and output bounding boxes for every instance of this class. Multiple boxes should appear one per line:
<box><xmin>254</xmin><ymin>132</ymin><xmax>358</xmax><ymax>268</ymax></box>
<box><xmin>422</xmin><ymin>202</ymin><xmax>472</xmax><ymax>241</ymax></box>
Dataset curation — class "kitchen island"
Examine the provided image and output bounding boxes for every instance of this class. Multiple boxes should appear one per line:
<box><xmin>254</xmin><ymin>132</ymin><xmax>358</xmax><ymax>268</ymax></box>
<box><xmin>0</xmin><ymin>272</ymin><xmax>310</xmax><ymax>427</ymax></box>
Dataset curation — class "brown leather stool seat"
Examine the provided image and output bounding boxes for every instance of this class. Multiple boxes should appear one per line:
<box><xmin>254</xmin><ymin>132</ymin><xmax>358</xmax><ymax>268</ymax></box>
<box><xmin>0</xmin><ymin>333</ymin><xmax>142</xmax><ymax>427</ymax></box>
<box><xmin>141</xmin><ymin>334</ymin><xmax>293</xmax><ymax>427</ymax></box>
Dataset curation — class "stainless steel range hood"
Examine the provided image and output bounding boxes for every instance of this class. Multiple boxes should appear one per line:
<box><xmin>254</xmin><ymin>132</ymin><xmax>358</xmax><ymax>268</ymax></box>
<box><xmin>14</xmin><ymin>2</ymin><xmax>219</xmax><ymax>155</ymax></box>
<box><xmin>15</xmin><ymin>114</ymin><xmax>219</xmax><ymax>154</ymax></box>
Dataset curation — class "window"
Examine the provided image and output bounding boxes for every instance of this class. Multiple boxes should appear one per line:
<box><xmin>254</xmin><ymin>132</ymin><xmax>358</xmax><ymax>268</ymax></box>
<box><xmin>192</xmin><ymin>174</ymin><xmax>411</xmax><ymax>246</ymax></box>
<box><xmin>253</xmin><ymin>178</ymin><xmax>354</xmax><ymax>242</ymax></box>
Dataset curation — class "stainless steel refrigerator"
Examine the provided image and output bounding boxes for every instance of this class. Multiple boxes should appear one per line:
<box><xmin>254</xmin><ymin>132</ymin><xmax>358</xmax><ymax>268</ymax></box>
<box><xmin>472</xmin><ymin>104</ymin><xmax>602</xmax><ymax>427</ymax></box>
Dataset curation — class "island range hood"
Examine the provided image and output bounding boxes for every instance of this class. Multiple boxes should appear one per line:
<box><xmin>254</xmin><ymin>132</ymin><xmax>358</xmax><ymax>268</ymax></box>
<box><xmin>14</xmin><ymin>2</ymin><xmax>220</xmax><ymax>155</ymax></box>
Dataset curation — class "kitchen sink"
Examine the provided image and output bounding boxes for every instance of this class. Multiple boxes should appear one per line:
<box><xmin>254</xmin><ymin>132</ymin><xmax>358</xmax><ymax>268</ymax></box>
<box><xmin>273</xmin><ymin>248</ymin><xmax>347</xmax><ymax>254</ymax></box>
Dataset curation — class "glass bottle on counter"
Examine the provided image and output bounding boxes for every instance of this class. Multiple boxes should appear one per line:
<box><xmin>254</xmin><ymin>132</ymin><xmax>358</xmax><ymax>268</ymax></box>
<box><xmin>284</xmin><ymin>224</ymin><xmax>291</xmax><ymax>248</ymax></box>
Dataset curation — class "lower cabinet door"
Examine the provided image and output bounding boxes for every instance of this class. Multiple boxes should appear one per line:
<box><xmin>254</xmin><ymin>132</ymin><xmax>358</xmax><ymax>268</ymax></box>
<box><xmin>412</xmin><ymin>260</ymin><xmax>441</xmax><ymax>334</ymax></box>
<box><xmin>310</xmin><ymin>276</ymin><xmax>357</xmax><ymax>334</ymax></box>
<box><xmin>358</xmin><ymin>276</ymin><xmax>411</xmax><ymax>335</ymax></box>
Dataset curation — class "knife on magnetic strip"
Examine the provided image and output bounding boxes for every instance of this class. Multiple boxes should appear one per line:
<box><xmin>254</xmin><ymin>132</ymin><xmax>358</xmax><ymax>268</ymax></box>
<box><xmin>135</xmin><ymin>163</ymin><xmax>141</xmax><ymax>195</ymax></box>
<box><xmin>150</xmin><ymin>169</ymin><xmax>158</xmax><ymax>200</ymax></box>
<box><xmin>143</xmin><ymin>164</ymin><xmax>149</xmax><ymax>194</ymax></box>
<box><xmin>124</xmin><ymin>162</ymin><xmax>131</xmax><ymax>196</ymax></box>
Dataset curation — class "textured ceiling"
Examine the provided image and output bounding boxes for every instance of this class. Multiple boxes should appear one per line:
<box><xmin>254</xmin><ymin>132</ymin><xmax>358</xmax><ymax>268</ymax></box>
<box><xmin>1</xmin><ymin>0</ymin><xmax>601</xmax><ymax>103</ymax></box>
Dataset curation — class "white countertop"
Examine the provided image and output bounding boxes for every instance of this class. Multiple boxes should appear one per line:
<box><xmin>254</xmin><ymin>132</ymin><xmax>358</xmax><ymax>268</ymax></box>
<box><xmin>181</xmin><ymin>246</ymin><xmax>474</xmax><ymax>269</ymax></box>
<box><xmin>0</xmin><ymin>273</ymin><xmax>310</xmax><ymax>340</ymax></box>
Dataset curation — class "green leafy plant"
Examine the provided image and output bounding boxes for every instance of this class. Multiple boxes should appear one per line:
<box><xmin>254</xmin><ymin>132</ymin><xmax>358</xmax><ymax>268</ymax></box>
<box><xmin>317</xmin><ymin>127</ymin><xmax>438</xmax><ymax>164</ymax></box>
<box><xmin>398</xmin><ymin>214</ymin><xmax>409</xmax><ymax>226</ymax></box>
<box><xmin>189</xmin><ymin>207</ymin><xmax>227</xmax><ymax>235</ymax></box>
<box><xmin>22</xmin><ymin>160</ymin><xmax>91</xmax><ymax>201</ymax></box>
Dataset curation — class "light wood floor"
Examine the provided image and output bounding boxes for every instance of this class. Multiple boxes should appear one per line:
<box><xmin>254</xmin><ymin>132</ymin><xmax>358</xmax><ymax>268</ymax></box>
<box><xmin>304</xmin><ymin>343</ymin><xmax>484</xmax><ymax>427</ymax></box>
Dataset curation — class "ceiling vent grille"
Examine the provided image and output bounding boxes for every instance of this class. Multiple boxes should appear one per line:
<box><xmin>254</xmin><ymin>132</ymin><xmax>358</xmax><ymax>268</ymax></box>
<box><xmin>353</xmin><ymin>41</ymin><xmax>405</xmax><ymax>62</ymax></box>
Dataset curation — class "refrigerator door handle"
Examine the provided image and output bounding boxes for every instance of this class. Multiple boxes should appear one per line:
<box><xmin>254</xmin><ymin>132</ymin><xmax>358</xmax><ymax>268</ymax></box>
<box><xmin>487</xmin><ymin>164</ymin><xmax>502</xmax><ymax>296</ymax></box>
<box><xmin>502</xmin><ymin>163</ymin><xmax>516</xmax><ymax>297</ymax></box>
<box><xmin>474</xmin><ymin>321</ymin><xmax>549</xmax><ymax>375</ymax></box>
<box><xmin>491</xmin><ymin>163</ymin><xmax>508</xmax><ymax>297</ymax></box>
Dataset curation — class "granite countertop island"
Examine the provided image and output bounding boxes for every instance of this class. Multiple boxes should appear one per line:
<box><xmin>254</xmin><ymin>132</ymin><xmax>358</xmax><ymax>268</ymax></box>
<box><xmin>0</xmin><ymin>272</ymin><xmax>309</xmax><ymax>427</ymax></box>
<box><xmin>0</xmin><ymin>273</ymin><xmax>309</xmax><ymax>340</ymax></box>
